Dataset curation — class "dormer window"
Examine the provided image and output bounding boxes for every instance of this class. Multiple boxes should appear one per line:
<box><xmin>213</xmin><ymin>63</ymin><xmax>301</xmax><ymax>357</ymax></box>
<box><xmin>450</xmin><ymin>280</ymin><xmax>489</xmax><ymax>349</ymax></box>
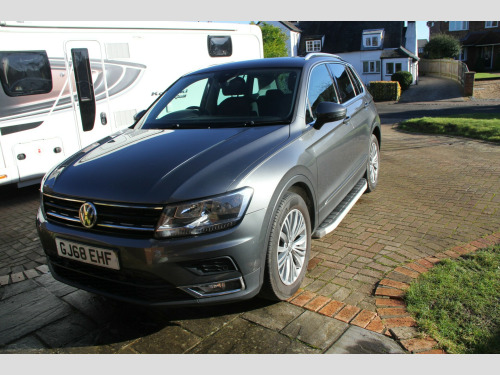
<box><xmin>306</xmin><ymin>40</ymin><xmax>322</xmax><ymax>52</ymax></box>
<box><xmin>362</xmin><ymin>29</ymin><xmax>384</xmax><ymax>49</ymax></box>
<box><xmin>365</xmin><ymin>36</ymin><xmax>379</xmax><ymax>47</ymax></box>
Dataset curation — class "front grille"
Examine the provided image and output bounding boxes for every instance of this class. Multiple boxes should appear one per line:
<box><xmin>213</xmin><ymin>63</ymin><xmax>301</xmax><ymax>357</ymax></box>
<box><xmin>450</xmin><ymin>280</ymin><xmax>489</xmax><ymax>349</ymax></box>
<box><xmin>43</xmin><ymin>193</ymin><xmax>163</xmax><ymax>237</ymax></box>
<box><xmin>50</xmin><ymin>258</ymin><xmax>193</xmax><ymax>303</ymax></box>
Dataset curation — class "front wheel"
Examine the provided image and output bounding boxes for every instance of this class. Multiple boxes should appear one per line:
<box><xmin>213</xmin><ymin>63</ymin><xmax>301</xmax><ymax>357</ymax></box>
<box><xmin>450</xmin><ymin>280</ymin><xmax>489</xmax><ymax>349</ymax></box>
<box><xmin>260</xmin><ymin>192</ymin><xmax>311</xmax><ymax>301</ymax></box>
<box><xmin>365</xmin><ymin>134</ymin><xmax>380</xmax><ymax>193</ymax></box>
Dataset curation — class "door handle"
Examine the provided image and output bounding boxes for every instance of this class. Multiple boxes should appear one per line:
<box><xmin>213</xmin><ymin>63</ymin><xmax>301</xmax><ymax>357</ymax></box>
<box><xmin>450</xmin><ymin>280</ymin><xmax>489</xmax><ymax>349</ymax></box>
<box><xmin>343</xmin><ymin>115</ymin><xmax>351</xmax><ymax>124</ymax></box>
<box><xmin>100</xmin><ymin>112</ymin><xmax>108</xmax><ymax>125</ymax></box>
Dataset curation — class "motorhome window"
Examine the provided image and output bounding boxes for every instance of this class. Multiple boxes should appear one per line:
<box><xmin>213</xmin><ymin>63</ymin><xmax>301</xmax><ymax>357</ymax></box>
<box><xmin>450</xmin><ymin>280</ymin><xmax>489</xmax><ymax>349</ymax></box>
<box><xmin>71</xmin><ymin>49</ymin><xmax>93</xmax><ymax>102</ymax></box>
<box><xmin>208</xmin><ymin>36</ymin><xmax>233</xmax><ymax>57</ymax></box>
<box><xmin>0</xmin><ymin>51</ymin><xmax>52</xmax><ymax>97</ymax></box>
<box><xmin>71</xmin><ymin>48</ymin><xmax>95</xmax><ymax>132</ymax></box>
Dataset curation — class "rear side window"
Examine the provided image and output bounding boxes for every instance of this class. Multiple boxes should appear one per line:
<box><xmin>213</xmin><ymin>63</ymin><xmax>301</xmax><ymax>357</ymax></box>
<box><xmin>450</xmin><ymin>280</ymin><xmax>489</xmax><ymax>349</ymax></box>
<box><xmin>0</xmin><ymin>51</ymin><xmax>52</xmax><ymax>96</ymax></box>
<box><xmin>328</xmin><ymin>63</ymin><xmax>356</xmax><ymax>103</ymax></box>
<box><xmin>208</xmin><ymin>36</ymin><xmax>233</xmax><ymax>57</ymax></box>
<box><xmin>347</xmin><ymin>66</ymin><xmax>364</xmax><ymax>96</ymax></box>
<box><xmin>306</xmin><ymin>64</ymin><xmax>338</xmax><ymax>124</ymax></box>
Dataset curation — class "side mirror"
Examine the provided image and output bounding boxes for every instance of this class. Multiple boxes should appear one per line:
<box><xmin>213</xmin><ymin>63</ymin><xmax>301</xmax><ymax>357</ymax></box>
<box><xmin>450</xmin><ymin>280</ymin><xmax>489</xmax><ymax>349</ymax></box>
<box><xmin>313</xmin><ymin>102</ymin><xmax>347</xmax><ymax>130</ymax></box>
<box><xmin>134</xmin><ymin>110</ymin><xmax>147</xmax><ymax>122</ymax></box>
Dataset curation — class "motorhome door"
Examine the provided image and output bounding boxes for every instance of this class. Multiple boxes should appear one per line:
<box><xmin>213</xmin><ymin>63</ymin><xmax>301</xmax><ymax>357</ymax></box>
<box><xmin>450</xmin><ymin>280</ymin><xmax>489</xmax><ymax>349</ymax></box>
<box><xmin>65</xmin><ymin>41</ymin><xmax>111</xmax><ymax>149</ymax></box>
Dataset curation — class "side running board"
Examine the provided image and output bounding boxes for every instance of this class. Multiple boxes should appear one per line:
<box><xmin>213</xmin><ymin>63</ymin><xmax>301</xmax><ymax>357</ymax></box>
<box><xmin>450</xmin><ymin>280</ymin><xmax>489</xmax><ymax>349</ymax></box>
<box><xmin>312</xmin><ymin>178</ymin><xmax>367</xmax><ymax>239</ymax></box>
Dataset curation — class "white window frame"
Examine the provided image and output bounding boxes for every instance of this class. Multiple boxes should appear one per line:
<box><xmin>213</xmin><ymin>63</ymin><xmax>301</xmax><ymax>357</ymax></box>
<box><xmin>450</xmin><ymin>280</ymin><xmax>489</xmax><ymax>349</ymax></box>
<box><xmin>362</xmin><ymin>60</ymin><xmax>380</xmax><ymax>74</ymax></box>
<box><xmin>306</xmin><ymin>40</ymin><xmax>321</xmax><ymax>53</ymax></box>
<box><xmin>363</xmin><ymin>36</ymin><xmax>379</xmax><ymax>48</ymax></box>
<box><xmin>485</xmin><ymin>21</ymin><xmax>498</xmax><ymax>28</ymax></box>
<box><xmin>449</xmin><ymin>21</ymin><xmax>469</xmax><ymax>31</ymax></box>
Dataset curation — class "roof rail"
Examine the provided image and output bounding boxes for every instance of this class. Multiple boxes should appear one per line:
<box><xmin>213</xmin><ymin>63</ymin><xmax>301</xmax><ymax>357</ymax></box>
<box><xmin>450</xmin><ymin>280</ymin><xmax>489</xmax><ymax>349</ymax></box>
<box><xmin>304</xmin><ymin>52</ymin><xmax>343</xmax><ymax>61</ymax></box>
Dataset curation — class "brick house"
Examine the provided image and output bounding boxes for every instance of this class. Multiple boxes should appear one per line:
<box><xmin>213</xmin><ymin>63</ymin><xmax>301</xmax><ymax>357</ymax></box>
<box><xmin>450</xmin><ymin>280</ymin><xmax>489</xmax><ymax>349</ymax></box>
<box><xmin>296</xmin><ymin>21</ymin><xmax>419</xmax><ymax>86</ymax></box>
<box><xmin>427</xmin><ymin>21</ymin><xmax>500</xmax><ymax>71</ymax></box>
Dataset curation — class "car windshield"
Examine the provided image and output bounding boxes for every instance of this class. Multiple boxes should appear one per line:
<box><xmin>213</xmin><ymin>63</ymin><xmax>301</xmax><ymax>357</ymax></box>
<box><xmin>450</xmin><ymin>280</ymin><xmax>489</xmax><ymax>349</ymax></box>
<box><xmin>138</xmin><ymin>68</ymin><xmax>301</xmax><ymax>129</ymax></box>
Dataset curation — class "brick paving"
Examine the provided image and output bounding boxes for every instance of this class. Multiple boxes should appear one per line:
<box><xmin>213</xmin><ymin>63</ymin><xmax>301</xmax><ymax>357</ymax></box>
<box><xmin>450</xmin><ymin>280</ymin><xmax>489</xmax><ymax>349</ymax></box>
<box><xmin>0</xmin><ymin>185</ymin><xmax>44</xmax><ymax>277</ymax></box>
<box><xmin>303</xmin><ymin>126</ymin><xmax>500</xmax><ymax>312</ymax></box>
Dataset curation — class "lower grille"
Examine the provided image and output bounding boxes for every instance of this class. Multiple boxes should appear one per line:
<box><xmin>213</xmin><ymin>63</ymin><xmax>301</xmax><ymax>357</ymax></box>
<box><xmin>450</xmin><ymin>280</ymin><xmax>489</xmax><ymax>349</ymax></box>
<box><xmin>50</xmin><ymin>258</ymin><xmax>193</xmax><ymax>303</ymax></box>
<box><xmin>43</xmin><ymin>193</ymin><xmax>163</xmax><ymax>238</ymax></box>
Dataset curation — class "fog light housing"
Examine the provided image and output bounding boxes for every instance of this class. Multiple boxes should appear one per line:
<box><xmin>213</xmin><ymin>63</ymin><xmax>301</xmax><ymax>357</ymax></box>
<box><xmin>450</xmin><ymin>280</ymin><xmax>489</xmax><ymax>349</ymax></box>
<box><xmin>181</xmin><ymin>277</ymin><xmax>245</xmax><ymax>298</ymax></box>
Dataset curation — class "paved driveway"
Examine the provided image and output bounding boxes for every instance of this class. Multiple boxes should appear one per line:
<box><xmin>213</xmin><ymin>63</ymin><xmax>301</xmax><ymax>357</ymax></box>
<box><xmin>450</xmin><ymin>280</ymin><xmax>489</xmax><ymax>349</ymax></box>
<box><xmin>1</xmin><ymin>122</ymin><xmax>499</xmax><ymax>353</ymax></box>
<box><xmin>398</xmin><ymin>76</ymin><xmax>465</xmax><ymax>103</ymax></box>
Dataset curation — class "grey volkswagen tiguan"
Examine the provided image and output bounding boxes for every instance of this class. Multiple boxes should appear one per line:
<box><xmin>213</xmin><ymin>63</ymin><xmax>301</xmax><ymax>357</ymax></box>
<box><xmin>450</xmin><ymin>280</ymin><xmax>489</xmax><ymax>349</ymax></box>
<box><xmin>37</xmin><ymin>53</ymin><xmax>381</xmax><ymax>306</ymax></box>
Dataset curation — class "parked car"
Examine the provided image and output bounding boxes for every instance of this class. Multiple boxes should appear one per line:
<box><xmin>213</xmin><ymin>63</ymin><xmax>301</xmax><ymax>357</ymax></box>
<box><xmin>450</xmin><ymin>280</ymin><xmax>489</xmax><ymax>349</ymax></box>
<box><xmin>36</xmin><ymin>53</ymin><xmax>381</xmax><ymax>306</ymax></box>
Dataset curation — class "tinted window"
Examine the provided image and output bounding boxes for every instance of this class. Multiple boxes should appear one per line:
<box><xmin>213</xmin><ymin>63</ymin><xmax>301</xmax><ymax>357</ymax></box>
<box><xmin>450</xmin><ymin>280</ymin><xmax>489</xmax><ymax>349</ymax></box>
<box><xmin>208</xmin><ymin>36</ymin><xmax>233</xmax><ymax>57</ymax></box>
<box><xmin>0</xmin><ymin>51</ymin><xmax>52</xmax><ymax>97</ymax></box>
<box><xmin>306</xmin><ymin>64</ymin><xmax>338</xmax><ymax>124</ymax></box>
<box><xmin>347</xmin><ymin>66</ymin><xmax>364</xmax><ymax>96</ymax></box>
<box><xmin>328</xmin><ymin>64</ymin><xmax>356</xmax><ymax>103</ymax></box>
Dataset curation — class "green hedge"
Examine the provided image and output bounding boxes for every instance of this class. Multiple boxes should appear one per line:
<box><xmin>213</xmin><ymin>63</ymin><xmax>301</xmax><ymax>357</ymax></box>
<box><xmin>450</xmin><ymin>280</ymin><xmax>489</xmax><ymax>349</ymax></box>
<box><xmin>391</xmin><ymin>71</ymin><xmax>413</xmax><ymax>91</ymax></box>
<box><xmin>368</xmin><ymin>81</ymin><xmax>401</xmax><ymax>101</ymax></box>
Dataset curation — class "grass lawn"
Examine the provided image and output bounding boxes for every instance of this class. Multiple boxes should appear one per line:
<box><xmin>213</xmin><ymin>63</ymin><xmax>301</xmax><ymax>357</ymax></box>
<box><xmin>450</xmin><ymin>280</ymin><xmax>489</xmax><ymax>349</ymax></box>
<box><xmin>475</xmin><ymin>72</ymin><xmax>500</xmax><ymax>81</ymax></box>
<box><xmin>405</xmin><ymin>246</ymin><xmax>500</xmax><ymax>354</ymax></box>
<box><xmin>399</xmin><ymin>113</ymin><xmax>500</xmax><ymax>143</ymax></box>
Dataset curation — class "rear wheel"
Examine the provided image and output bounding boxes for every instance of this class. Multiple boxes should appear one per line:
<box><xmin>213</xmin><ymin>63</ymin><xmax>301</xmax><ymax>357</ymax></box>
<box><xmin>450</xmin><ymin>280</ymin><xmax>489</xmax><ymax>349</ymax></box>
<box><xmin>260</xmin><ymin>192</ymin><xmax>311</xmax><ymax>301</ymax></box>
<box><xmin>366</xmin><ymin>134</ymin><xmax>380</xmax><ymax>193</ymax></box>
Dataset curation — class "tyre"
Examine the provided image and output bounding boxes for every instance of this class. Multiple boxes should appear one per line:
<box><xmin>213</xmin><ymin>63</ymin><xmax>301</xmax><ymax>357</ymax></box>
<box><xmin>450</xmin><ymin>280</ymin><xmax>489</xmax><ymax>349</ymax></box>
<box><xmin>365</xmin><ymin>133</ymin><xmax>380</xmax><ymax>193</ymax></box>
<box><xmin>260</xmin><ymin>191</ymin><xmax>311</xmax><ymax>301</ymax></box>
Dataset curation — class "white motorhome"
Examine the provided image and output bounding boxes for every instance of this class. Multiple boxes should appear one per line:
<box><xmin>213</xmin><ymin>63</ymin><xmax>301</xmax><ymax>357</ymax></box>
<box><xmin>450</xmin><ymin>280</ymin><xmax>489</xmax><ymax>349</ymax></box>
<box><xmin>0</xmin><ymin>21</ymin><xmax>263</xmax><ymax>187</ymax></box>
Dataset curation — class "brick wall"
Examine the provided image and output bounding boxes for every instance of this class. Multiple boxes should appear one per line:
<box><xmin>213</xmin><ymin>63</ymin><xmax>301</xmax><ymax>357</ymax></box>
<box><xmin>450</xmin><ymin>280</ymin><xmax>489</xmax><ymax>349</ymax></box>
<box><xmin>428</xmin><ymin>21</ymin><xmax>500</xmax><ymax>39</ymax></box>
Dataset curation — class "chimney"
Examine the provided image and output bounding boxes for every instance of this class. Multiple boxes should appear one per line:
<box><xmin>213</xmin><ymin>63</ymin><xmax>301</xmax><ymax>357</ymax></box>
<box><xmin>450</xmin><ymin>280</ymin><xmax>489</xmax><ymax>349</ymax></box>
<box><xmin>405</xmin><ymin>21</ymin><xmax>418</xmax><ymax>55</ymax></box>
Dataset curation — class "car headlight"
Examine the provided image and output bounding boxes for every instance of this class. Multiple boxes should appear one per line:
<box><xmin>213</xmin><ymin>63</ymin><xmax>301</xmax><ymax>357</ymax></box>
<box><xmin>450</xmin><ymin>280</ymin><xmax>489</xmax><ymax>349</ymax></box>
<box><xmin>155</xmin><ymin>187</ymin><xmax>253</xmax><ymax>238</ymax></box>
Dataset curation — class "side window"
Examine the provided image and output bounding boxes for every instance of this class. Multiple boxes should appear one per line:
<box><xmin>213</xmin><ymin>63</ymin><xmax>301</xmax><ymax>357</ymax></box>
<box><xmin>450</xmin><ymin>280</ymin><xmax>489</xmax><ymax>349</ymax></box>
<box><xmin>328</xmin><ymin>64</ymin><xmax>356</xmax><ymax>103</ymax></box>
<box><xmin>207</xmin><ymin>36</ymin><xmax>233</xmax><ymax>57</ymax></box>
<box><xmin>346</xmin><ymin>66</ymin><xmax>364</xmax><ymax>96</ymax></box>
<box><xmin>71</xmin><ymin>48</ymin><xmax>95</xmax><ymax>132</ymax></box>
<box><xmin>306</xmin><ymin>64</ymin><xmax>338</xmax><ymax>124</ymax></box>
<box><xmin>0</xmin><ymin>51</ymin><xmax>52</xmax><ymax>97</ymax></box>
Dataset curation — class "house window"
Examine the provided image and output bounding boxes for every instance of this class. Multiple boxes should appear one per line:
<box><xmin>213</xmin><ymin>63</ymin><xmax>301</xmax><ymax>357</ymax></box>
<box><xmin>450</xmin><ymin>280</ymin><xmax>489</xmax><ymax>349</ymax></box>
<box><xmin>485</xmin><ymin>21</ymin><xmax>498</xmax><ymax>28</ymax></box>
<box><xmin>386</xmin><ymin>62</ymin><xmax>402</xmax><ymax>76</ymax></box>
<box><xmin>0</xmin><ymin>50</ymin><xmax>52</xmax><ymax>97</ymax></box>
<box><xmin>362</xmin><ymin>61</ymin><xmax>380</xmax><ymax>74</ymax></box>
<box><xmin>449</xmin><ymin>21</ymin><xmax>469</xmax><ymax>31</ymax></box>
<box><xmin>364</xmin><ymin>36</ymin><xmax>379</xmax><ymax>47</ymax></box>
<box><xmin>458</xmin><ymin>47</ymin><xmax>467</xmax><ymax>61</ymax></box>
<box><xmin>306</xmin><ymin>40</ymin><xmax>321</xmax><ymax>52</ymax></box>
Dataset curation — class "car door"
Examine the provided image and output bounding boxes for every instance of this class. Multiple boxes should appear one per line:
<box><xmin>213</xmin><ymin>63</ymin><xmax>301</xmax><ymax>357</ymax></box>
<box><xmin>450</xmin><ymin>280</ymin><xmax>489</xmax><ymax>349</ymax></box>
<box><xmin>305</xmin><ymin>63</ymin><xmax>357</xmax><ymax>220</ymax></box>
<box><xmin>328</xmin><ymin>63</ymin><xmax>370</xmax><ymax>178</ymax></box>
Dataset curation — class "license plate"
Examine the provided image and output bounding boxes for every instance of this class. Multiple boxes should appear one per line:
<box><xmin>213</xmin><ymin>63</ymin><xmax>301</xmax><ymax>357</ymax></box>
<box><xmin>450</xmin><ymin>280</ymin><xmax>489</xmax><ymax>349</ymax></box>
<box><xmin>55</xmin><ymin>238</ymin><xmax>120</xmax><ymax>270</ymax></box>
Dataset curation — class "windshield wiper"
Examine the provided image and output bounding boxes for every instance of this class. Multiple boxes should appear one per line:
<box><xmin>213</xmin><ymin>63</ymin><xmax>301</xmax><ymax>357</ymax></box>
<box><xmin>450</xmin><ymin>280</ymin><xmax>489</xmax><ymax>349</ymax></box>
<box><xmin>245</xmin><ymin>120</ymin><xmax>290</xmax><ymax>126</ymax></box>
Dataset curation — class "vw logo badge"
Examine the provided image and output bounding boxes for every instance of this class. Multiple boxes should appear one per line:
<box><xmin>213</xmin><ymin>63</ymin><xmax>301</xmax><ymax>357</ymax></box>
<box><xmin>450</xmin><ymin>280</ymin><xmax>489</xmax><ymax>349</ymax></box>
<box><xmin>79</xmin><ymin>202</ymin><xmax>97</xmax><ymax>228</ymax></box>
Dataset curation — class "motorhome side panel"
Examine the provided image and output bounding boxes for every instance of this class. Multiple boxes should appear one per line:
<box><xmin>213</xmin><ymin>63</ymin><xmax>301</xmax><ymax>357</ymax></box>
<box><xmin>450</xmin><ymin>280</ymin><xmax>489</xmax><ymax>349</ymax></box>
<box><xmin>0</xmin><ymin>22</ymin><xmax>263</xmax><ymax>187</ymax></box>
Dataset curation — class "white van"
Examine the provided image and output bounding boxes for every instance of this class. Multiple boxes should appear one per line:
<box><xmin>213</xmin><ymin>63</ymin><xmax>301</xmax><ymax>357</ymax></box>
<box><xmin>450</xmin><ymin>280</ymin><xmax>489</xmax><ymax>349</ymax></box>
<box><xmin>0</xmin><ymin>21</ymin><xmax>263</xmax><ymax>187</ymax></box>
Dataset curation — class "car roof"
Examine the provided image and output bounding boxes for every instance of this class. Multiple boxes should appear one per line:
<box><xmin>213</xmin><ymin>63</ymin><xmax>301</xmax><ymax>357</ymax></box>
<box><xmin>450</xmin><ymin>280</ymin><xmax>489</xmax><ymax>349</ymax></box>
<box><xmin>185</xmin><ymin>55</ymin><xmax>345</xmax><ymax>76</ymax></box>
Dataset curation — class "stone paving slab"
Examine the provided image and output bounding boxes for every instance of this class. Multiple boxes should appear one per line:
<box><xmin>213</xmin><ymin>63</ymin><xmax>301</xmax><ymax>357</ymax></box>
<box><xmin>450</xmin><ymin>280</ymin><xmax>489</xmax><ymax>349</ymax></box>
<box><xmin>325</xmin><ymin>325</ymin><xmax>405</xmax><ymax>354</ymax></box>
<box><xmin>0</xmin><ymin>275</ymin><xmax>402</xmax><ymax>354</ymax></box>
<box><xmin>0</xmin><ymin>283</ymin><xmax>73</xmax><ymax>345</ymax></box>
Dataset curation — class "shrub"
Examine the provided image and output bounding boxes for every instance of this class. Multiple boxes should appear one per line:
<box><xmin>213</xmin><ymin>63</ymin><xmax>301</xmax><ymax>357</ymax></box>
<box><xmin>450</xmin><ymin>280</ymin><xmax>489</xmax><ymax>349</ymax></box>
<box><xmin>368</xmin><ymin>81</ymin><xmax>401</xmax><ymax>101</ymax></box>
<box><xmin>424</xmin><ymin>34</ymin><xmax>461</xmax><ymax>59</ymax></box>
<box><xmin>391</xmin><ymin>71</ymin><xmax>413</xmax><ymax>91</ymax></box>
